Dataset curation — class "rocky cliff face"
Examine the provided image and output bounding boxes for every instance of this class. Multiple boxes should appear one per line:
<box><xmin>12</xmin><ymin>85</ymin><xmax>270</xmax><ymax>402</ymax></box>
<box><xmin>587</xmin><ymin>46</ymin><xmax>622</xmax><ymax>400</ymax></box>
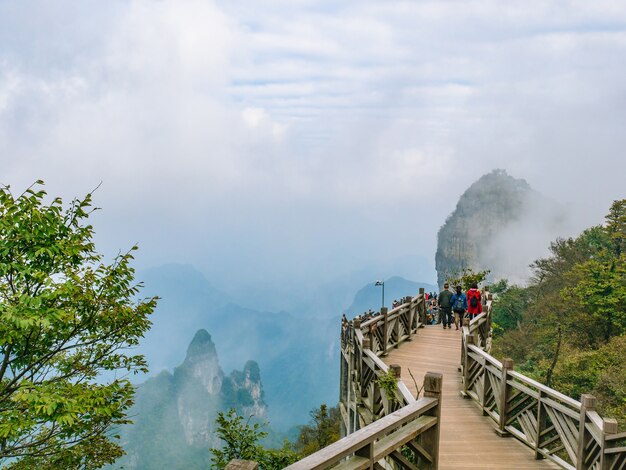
<box><xmin>116</xmin><ymin>329</ymin><xmax>267</xmax><ymax>469</ymax></box>
<box><xmin>436</xmin><ymin>169</ymin><xmax>566</xmax><ymax>287</ymax></box>
<box><xmin>182</xmin><ymin>329</ymin><xmax>223</xmax><ymax>395</ymax></box>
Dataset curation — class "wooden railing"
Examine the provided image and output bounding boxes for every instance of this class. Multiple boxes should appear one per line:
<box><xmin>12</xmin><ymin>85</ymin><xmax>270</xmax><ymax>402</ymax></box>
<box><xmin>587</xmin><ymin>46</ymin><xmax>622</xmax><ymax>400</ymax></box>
<box><xmin>461</xmin><ymin>299</ymin><xmax>626</xmax><ymax>470</ymax></box>
<box><xmin>340</xmin><ymin>290</ymin><xmax>427</xmax><ymax>434</ymax></box>
<box><xmin>285</xmin><ymin>373</ymin><xmax>442</xmax><ymax>470</ymax></box>
<box><xmin>290</xmin><ymin>290</ymin><xmax>444</xmax><ymax>469</ymax></box>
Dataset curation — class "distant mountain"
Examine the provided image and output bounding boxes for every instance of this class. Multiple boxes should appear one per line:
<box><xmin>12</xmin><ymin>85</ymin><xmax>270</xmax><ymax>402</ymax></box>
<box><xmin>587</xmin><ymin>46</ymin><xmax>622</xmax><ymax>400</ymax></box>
<box><xmin>114</xmin><ymin>330</ymin><xmax>266</xmax><ymax>469</ymax></box>
<box><xmin>345</xmin><ymin>276</ymin><xmax>437</xmax><ymax>316</ymax></box>
<box><xmin>217</xmin><ymin>254</ymin><xmax>437</xmax><ymax>316</ymax></box>
<box><xmin>133</xmin><ymin>265</ymin><xmax>437</xmax><ymax>434</ymax></box>
<box><xmin>435</xmin><ymin>169</ymin><xmax>567</xmax><ymax>287</ymax></box>
<box><xmin>135</xmin><ymin>264</ymin><xmax>339</xmax><ymax>431</ymax></box>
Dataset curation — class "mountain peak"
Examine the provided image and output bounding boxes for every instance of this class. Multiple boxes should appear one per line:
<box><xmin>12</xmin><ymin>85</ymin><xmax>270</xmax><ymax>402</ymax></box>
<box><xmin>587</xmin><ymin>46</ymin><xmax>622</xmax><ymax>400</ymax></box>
<box><xmin>435</xmin><ymin>169</ymin><xmax>564</xmax><ymax>287</ymax></box>
<box><xmin>185</xmin><ymin>329</ymin><xmax>217</xmax><ymax>360</ymax></box>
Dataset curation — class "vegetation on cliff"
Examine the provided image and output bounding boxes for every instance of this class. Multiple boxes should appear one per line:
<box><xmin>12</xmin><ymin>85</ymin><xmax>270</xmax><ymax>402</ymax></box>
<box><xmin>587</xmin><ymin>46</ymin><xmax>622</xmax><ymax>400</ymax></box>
<box><xmin>210</xmin><ymin>403</ymin><xmax>341</xmax><ymax>469</ymax></box>
<box><xmin>114</xmin><ymin>330</ymin><xmax>267</xmax><ymax>469</ymax></box>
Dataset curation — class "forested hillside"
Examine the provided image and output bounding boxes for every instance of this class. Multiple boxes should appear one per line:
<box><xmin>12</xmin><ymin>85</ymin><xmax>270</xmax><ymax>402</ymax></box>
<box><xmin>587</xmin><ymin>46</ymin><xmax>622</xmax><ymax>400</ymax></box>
<box><xmin>492</xmin><ymin>199</ymin><xmax>626</xmax><ymax>428</ymax></box>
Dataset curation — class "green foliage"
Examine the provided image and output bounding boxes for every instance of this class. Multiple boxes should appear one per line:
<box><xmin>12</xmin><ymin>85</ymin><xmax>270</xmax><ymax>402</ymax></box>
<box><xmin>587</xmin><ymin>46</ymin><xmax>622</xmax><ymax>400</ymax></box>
<box><xmin>376</xmin><ymin>370</ymin><xmax>398</xmax><ymax>405</ymax></box>
<box><xmin>296</xmin><ymin>404</ymin><xmax>341</xmax><ymax>457</ymax></box>
<box><xmin>210</xmin><ymin>409</ymin><xmax>267</xmax><ymax>467</ymax></box>
<box><xmin>0</xmin><ymin>182</ymin><xmax>157</xmax><ymax>468</ymax></box>
<box><xmin>493</xmin><ymin>199</ymin><xmax>626</xmax><ymax>429</ymax></box>
<box><xmin>210</xmin><ymin>409</ymin><xmax>299</xmax><ymax>470</ymax></box>
<box><xmin>551</xmin><ymin>336</ymin><xmax>626</xmax><ymax>427</ymax></box>
<box><xmin>491</xmin><ymin>283</ymin><xmax>531</xmax><ymax>333</ymax></box>
<box><xmin>445</xmin><ymin>267</ymin><xmax>490</xmax><ymax>290</ymax></box>
<box><xmin>489</xmin><ymin>278</ymin><xmax>509</xmax><ymax>294</ymax></box>
<box><xmin>566</xmin><ymin>256</ymin><xmax>626</xmax><ymax>343</ymax></box>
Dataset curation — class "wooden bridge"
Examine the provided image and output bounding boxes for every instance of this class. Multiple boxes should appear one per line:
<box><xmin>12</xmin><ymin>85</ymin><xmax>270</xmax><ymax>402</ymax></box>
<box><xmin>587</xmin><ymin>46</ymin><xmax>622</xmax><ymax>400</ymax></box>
<box><xmin>283</xmin><ymin>290</ymin><xmax>626</xmax><ymax>470</ymax></box>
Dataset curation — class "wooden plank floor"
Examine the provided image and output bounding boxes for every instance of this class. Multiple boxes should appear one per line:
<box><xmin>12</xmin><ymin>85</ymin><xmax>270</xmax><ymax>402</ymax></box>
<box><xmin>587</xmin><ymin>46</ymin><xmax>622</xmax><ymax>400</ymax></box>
<box><xmin>383</xmin><ymin>325</ymin><xmax>559</xmax><ymax>469</ymax></box>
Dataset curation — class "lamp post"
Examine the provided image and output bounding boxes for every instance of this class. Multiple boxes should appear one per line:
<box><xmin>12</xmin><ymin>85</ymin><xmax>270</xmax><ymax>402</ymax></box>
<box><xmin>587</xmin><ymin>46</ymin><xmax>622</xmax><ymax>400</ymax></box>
<box><xmin>375</xmin><ymin>280</ymin><xmax>384</xmax><ymax>310</ymax></box>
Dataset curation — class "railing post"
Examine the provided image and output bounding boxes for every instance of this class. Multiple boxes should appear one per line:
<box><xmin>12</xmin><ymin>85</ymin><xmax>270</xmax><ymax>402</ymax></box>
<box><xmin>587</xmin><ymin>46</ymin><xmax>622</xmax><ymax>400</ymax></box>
<box><xmin>459</xmin><ymin>334</ymin><xmax>464</xmax><ymax>372</ymax></box>
<box><xmin>462</xmin><ymin>334</ymin><xmax>474</xmax><ymax>397</ymax></box>
<box><xmin>485</xmin><ymin>293</ymin><xmax>493</xmax><ymax>352</ymax></box>
<box><xmin>393</xmin><ymin>310</ymin><xmax>400</xmax><ymax>348</ymax></box>
<box><xmin>480</xmin><ymin>355</ymin><xmax>488</xmax><ymax>415</ymax></box>
<box><xmin>360</xmin><ymin>337</ymin><xmax>372</xmax><ymax>425</ymax></box>
<box><xmin>368</xmin><ymin>323</ymin><xmax>376</xmax><ymax>355</ymax></box>
<box><xmin>407</xmin><ymin>301</ymin><xmax>414</xmax><ymax>340</ymax></box>
<box><xmin>381</xmin><ymin>307</ymin><xmax>389</xmax><ymax>355</ymax></box>
<box><xmin>600</xmin><ymin>418</ymin><xmax>618</xmax><ymax>470</ymax></box>
<box><xmin>496</xmin><ymin>358</ymin><xmax>514</xmax><ymax>436</ymax></box>
<box><xmin>389</xmin><ymin>364</ymin><xmax>401</xmax><ymax>413</ymax></box>
<box><xmin>576</xmin><ymin>394</ymin><xmax>596</xmax><ymax>469</ymax></box>
<box><xmin>422</xmin><ymin>372</ymin><xmax>443</xmax><ymax>470</ymax></box>
<box><xmin>419</xmin><ymin>288</ymin><xmax>425</xmax><ymax>326</ymax></box>
<box><xmin>535</xmin><ymin>389</ymin><xmax>546</xmax><ymax>460</ymax></box>
<box><xmin>352</xmin><ymin>318</ymin><xmax>362</xmax><ymax>433</ymax></box>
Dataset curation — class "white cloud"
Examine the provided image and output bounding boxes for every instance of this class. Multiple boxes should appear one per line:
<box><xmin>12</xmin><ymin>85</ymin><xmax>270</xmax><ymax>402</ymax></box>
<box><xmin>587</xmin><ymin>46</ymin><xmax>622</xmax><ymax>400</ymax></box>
<box><xmin>0</xmin><ymin>0</ymin><xmax>625</xmax><ymax>293</ymax></box>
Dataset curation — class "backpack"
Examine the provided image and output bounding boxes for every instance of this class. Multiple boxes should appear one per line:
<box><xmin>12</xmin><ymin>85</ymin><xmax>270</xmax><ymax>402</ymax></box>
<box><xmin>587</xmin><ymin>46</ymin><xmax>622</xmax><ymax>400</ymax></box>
<box><xmin>469</xmin><ymin>291</ymin><xmax>479</xmax><ymax>308</ymax></box>
<box><xmin>453</xmin><ymin>296</ymin><xmax>464</xmax><ymax>312</ymax></box>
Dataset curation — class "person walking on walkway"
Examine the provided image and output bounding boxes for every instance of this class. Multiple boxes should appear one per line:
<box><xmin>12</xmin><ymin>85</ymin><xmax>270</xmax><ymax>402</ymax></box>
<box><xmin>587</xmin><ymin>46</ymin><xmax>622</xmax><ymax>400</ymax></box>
<box><xmin>466</xmin><ymin>283</ymin><xmax>483</xmax><ymax>320</ymax></box>
<box><xmin>450</xmin><ymin>285</ymin><xmax>467</xmax><ymax>331</ymax></box>
<box><xmin>438</xmin><ymin>283</ymin><xmax>453</xmax><ymax>329</ymax></box>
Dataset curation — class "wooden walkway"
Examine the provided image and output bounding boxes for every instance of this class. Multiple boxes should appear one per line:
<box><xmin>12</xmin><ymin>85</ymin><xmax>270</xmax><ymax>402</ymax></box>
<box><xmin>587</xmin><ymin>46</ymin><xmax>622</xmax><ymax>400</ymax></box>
<box><xmin>383</xmin><ymin>325</ymin><xmax>558</xmax><ymax>469</ymax></box>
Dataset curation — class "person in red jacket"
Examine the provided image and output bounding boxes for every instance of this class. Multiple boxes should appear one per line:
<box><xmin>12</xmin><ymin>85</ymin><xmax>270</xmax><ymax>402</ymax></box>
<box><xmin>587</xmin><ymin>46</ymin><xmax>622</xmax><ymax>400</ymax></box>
<box><xmin>466</xmin><ymin>283</ymin><xmax>482</xmax><ymax>320</ymax></box>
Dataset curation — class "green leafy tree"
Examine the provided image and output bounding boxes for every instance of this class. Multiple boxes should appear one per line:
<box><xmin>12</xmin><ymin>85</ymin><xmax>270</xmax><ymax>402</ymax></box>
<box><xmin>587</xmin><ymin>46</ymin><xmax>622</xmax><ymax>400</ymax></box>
<box><xmin>210</xmin><ymin>409</ymin><xmax>299</xmax><ymax>470</ymax></box>
<box><xmin>210</xmin><ymin>409</ymin><xmax>266</xmax><ymax>467</ymax></box>
<box><xmin>296</xmin><ymin>404</ymin><xmax>341</xmax><ymax>457</ymax></box>
<box><xmin>0</xmin><ymin>182</ymin><xmax>157</xmax><ymax>468</ymax></box>
<box><xmin>605</xmin><ymin>199</ymin><xmax>626</xmax><ymax>257</ymax></box>
<box><xmin>566</xmin><ymin>257</ymin><xmax>626</xmax><ymax>343</ymax></box>
<box><xmin>445</xmin><ymin>267</ymin><xmax>490</xmax><ymax>290</ymax></box>
<box><xmin>491</xmin><ymin>284</ymin><xmax>531</xmax><ymax>333</ymax></box>
<box><xmin>494</xmin><ymin>199</ymin><xmax>626</xmax><ymax>426</ymax></box>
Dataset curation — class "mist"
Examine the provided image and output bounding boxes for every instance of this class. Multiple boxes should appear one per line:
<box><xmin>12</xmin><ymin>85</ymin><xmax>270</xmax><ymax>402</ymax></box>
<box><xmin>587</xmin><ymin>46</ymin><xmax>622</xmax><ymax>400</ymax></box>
<box><xmin>482</xmin><ymin>191</ymin><xmax>582</xmax><ymax>285</ymax></box>
<box><xmin>1</xmin><ymin>0</ymin><xmax>625</xmax><ymax>308</ymax></box>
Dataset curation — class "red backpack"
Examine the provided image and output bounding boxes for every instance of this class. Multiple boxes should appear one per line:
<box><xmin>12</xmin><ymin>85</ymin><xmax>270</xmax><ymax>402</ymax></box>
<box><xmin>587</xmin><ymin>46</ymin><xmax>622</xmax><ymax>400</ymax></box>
<box><xmin>468</xmin><ymin>290</ymin><xmax>480</xmax><ymax>308</ymax></box>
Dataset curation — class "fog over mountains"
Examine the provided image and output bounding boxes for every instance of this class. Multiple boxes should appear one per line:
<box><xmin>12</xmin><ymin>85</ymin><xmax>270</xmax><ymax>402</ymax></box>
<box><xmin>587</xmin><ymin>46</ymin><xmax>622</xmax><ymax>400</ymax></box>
<box><xmin>134</xmin><ymin>263</ymin><xmax>435</xmax><ymax>432</ymax></box>
<box><xmin>110</xmin><ymin>168</ymin><xmax>619</xmax><ymax>467</ymax></box>
<box><xmin>435</xmin><ymin>169</ymin><xmax>573</xmax><ymax>287</ymax></box>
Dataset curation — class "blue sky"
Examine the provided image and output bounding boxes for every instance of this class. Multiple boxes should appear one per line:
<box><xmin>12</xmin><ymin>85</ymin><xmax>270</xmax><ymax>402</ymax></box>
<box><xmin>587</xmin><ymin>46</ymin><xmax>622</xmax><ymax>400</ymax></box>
<box><xmin>1</xmin><ymin>0</ymin><xmax>625</xmax><ymax>307</ymax></box>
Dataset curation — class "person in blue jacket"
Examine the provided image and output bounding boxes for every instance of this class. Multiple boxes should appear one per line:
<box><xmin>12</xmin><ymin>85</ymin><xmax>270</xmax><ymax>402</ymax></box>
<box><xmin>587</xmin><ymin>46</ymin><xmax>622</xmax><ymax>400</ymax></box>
<box><xmin>450</xmin><ymin>285</ymin><xmax>467</xmax><ymax>331</ymax></box>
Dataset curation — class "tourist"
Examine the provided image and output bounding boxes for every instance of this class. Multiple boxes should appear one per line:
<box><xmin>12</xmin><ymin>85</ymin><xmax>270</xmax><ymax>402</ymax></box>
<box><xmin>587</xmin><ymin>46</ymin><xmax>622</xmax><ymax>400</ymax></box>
<box><xmin>438</xmin><ymin>283</ymin><xmax>453</xmax><ymax>329</ymax></box>
<box><xmin>450</xmin><ymin>285</ymin><xmax>467</xmax><ymax>331</ymax></box>
<box><xmin>466</xmin><ymin>283</ymin><xmax>483</xmax><ymax>320</ymax></box>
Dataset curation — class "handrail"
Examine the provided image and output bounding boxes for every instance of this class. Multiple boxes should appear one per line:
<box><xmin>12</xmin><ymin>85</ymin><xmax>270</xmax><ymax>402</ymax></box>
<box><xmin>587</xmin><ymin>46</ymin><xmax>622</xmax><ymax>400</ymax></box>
<box><xmin>336</xmin><ymin>290</ymin><xmax>447</xmax><ymax>468</ymax></box>
<box><xmin>340</xmin><ymin>290</ymin><xmax>427</xmax><ymax>435</ymax></box>
<box><xmin>460</xmin><ymin>298</ymin><xmax>625</xmax><ymax>470</ymax></box>
<box><xmin>285</xmin><ymin>391</ymin><xmax>441</xmax><ymax>470</ymax></box>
